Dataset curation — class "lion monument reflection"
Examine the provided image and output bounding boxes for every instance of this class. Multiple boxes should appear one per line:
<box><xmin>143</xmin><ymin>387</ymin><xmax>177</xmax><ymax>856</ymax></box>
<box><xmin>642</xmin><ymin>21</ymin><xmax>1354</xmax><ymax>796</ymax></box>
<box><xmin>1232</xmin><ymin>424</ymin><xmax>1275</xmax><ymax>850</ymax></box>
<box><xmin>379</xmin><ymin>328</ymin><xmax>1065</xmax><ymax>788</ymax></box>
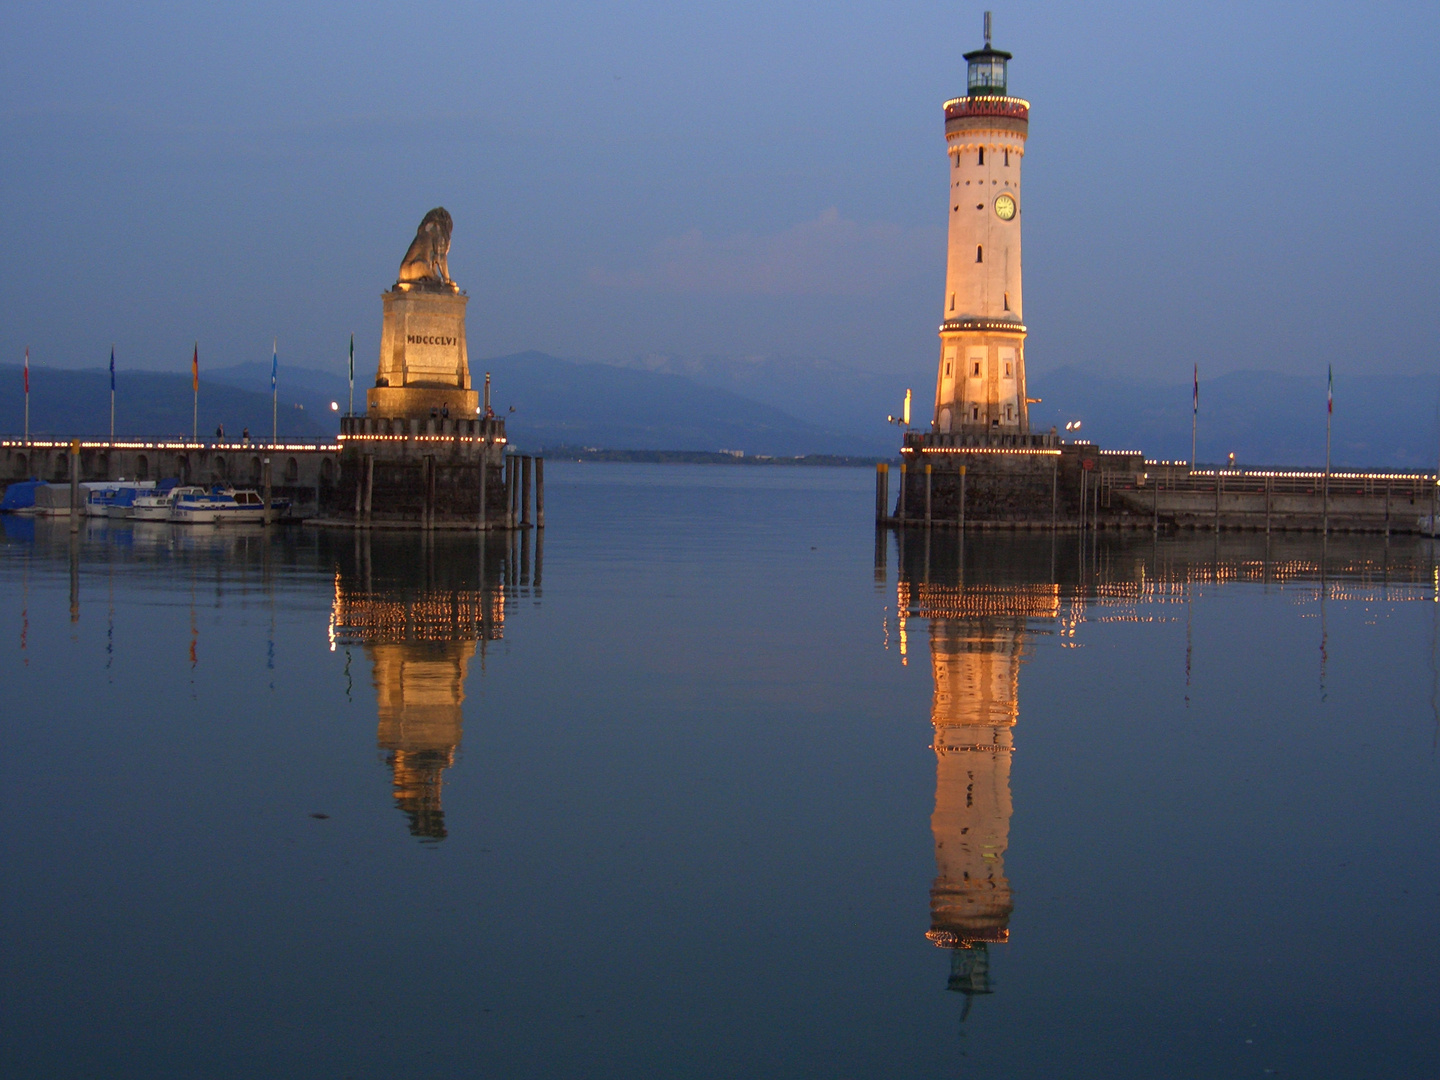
<box><xmin>397</xmin><ymin>206</ymin><xmax>454</xmax><ymax>287</ymax></box>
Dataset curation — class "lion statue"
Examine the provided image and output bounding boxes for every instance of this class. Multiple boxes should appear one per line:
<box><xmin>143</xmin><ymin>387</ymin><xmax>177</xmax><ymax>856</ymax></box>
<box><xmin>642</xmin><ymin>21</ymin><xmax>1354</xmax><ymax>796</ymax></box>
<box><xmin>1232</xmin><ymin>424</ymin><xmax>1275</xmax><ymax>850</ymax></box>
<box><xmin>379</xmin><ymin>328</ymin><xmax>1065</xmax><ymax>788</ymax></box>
<box><xmin>397</xmin><ymin>207</ymin><xmax>454</xmax><ymax>286</ymax></box>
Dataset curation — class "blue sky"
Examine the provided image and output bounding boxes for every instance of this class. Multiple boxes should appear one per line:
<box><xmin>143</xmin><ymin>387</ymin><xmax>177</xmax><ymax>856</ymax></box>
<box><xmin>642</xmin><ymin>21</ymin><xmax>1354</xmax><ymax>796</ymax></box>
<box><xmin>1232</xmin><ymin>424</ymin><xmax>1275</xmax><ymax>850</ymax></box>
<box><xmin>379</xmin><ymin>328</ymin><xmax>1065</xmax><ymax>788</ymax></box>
<box><xmin>2</xmin><ymin>0</ymin><xmax>1437</xmax><ymax>385</ymax></box>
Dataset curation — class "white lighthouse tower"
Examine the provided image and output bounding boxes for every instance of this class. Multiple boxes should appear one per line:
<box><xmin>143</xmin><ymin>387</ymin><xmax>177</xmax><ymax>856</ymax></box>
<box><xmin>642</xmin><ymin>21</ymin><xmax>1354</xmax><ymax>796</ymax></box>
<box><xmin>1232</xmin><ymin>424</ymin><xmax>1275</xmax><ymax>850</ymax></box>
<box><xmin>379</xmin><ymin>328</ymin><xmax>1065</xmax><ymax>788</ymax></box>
<box><xmin>933</xmin><ymin>13</ymin><xmax>1030</xmax><ymax>436</ymax></box>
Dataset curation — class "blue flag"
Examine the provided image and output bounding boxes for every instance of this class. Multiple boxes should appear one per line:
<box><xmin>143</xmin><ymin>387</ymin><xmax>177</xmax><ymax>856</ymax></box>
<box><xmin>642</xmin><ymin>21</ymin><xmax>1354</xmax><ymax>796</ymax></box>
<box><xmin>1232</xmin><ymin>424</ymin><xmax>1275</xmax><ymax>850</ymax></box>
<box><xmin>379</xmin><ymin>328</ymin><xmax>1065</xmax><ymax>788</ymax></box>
<box><xmin>110</xmin><ymin>345</ymin><xmax>115</xmax><ymax>391</ymax></box>
<box><xmin>271</xmin><ymin>340</ymin><xmax>278</xmax><ymax>392</ymax></box>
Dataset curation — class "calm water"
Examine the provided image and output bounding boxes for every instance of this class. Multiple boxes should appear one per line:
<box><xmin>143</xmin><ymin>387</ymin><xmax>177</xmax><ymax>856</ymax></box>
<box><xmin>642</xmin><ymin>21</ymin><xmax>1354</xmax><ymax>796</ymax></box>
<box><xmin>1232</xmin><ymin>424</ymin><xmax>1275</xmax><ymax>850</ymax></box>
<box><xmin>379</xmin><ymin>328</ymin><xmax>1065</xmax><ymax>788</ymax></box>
<box><xmin>2</xmin><ymin>463</ymin><xmax>1437</xmax><ymax>1079</ymax></box>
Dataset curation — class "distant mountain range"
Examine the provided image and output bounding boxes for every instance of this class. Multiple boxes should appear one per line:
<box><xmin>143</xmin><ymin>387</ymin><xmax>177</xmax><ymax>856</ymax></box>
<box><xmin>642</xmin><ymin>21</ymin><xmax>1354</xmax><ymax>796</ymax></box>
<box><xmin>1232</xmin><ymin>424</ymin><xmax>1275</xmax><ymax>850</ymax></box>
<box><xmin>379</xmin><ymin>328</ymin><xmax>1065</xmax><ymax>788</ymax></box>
<box><xmin>2</xmin><ymin>357</ymin><xmax>1435</xmax><ymax>469</ymax></box>
<box><xmin>0</xmin><ymin>364</ymin><xmax>332</xmax><ymax>441</ymax></box>
<box><xmin>1027</xmin><ymin>367</ymin><xmax>1440</xmax><ymax>470</ymax></box>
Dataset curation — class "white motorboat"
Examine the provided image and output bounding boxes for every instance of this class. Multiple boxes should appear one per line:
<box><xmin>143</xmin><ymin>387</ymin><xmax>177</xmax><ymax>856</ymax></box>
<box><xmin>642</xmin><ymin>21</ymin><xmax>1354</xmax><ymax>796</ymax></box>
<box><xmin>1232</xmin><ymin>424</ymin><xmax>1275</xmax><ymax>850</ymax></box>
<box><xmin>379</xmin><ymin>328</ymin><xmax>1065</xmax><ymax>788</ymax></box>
<box><xmin>168</xmin><ymin>487</ymin><xmax>229</xmax><ymax>524</ymax></box>
<box><xmin>169</xmin><ymin>486</ymin><xmax>271</xmax><ymax>524</ymax></box>
<box><xmin>106</xmin><ymin>482</ymin><xmax>158</xmax><ymax>519</ymax></box>
<box><xmin>83</xmin><ymin>483</ymin><xmax>126</xmax><ymax>517</ymax></box>
<box><xmin>216</xmin><ymin>489</ymin><xmax>269</xmax><ymax>524</ymax></box>
<box><xmin>131</xmin><ymin>486</ymin><xmax>183</xmax><ymax>521</ymax></box>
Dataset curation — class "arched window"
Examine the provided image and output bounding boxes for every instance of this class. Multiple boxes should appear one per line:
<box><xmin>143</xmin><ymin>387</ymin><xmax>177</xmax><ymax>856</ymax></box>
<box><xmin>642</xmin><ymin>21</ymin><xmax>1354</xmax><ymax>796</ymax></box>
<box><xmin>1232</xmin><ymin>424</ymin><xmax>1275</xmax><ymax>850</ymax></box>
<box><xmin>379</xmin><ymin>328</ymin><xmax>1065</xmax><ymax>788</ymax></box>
<box><xmin>976</xmin><ymin>245</ymin><xmax>983</xmax><ymax>263</ymax></box>
<box><xmin>285</xmin><ymin>457</ymin><xmax>299</xmax><ymax>482</ymax></box>
<box><xmin>977</xmin><ymin>147</ymin><xmax>984</xmax><ymax>166</ymax></box>
<box><xmin>320</xmin><ymin>458</ymin><xmax>334</xmax><ymax>485</ymax></box>
<box><xmin>251</xmin><ymin>456</ymin><xmax>262</xmax><ymax>483</ymax></box>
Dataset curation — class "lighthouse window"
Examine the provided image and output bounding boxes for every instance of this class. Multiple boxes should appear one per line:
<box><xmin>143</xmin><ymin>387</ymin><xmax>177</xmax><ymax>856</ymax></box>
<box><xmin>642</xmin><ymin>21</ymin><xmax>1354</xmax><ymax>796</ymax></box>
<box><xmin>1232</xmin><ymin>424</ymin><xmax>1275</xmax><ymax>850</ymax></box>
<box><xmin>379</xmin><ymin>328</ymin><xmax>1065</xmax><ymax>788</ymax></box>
<box><xmin>972</xmin><ymin>361</ymin><xmax>981</xmax><ymax>376</ymax></box>
<box><xmin>1004</xmin><ymin>362</ymin><xmax>1012</xmax><ymax>377</ymax></box>
<box><xmin>977</xmin><ymin>148</ymin><xmax>984</xmax><ymax>166</ymax></box>
<box><xmin>949</xmin><ymin>293</ymin><xmax>955</xmax><ymax>311</ymax></box>
<box><xmin>1005</xmin><ymin>404</ymin><xmax>1014</xmax><ymax>420</ymax></box>
<box><xmin>976</xmin><ymin>245</ymin><xmax>983</xmax><ymax>263</ymax></box>
<box><xmin>1003</xmin><ymin>148</ymin><xmax>1009</xmax><ymax>166</ymax></box>
<box><xmin>944</xmin><ymin>361</ymin><xmax>952</xmax><ymax>376</ymax></box>
<box><xmin>1003</xmin><ymin>292</ymin><xmax>1010</xmax><ymax>310</ymax></box>
<box><xmin>971</xmin><ymin>405</ymin><xmax>980</xmax><ymax>420</ymax></box>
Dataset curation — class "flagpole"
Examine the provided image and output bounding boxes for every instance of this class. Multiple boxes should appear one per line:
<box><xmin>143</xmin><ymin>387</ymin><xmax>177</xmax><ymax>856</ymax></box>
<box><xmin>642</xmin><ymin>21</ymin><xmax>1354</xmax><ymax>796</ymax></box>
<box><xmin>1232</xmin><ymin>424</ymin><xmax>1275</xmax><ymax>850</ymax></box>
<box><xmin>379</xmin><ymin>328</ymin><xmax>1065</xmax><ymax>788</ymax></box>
<box><xmin>1191</xmin><ymin>363</ymin><xmax>1198</xmax><ymax>469</ymax></box>
<box><xmin>272</xmin><ymin>338</ymin><xmax>278</xmax><ymax>448</ymax></box>
<box><xmin>348</xmin><ymin>333</ymin><xmax>355</xmax><ymax>418</ymax></box>
<box><xmin>192</xmin><ymin>342</ymin><xmax>199</xmax><ymax>443</ymax></box>
<box><xmin>23</xmin><ymin>347</ymin><xmax>30</xmax><ymax>446</ymax></box>
<box><xmin>109</xmin><ymin>345</ymin><xmax>116</xmax><ymax>445</ymax></box>
<box><xmin>1323</xmin><ymin>364</ymin><xmax>1332</xmax><ymax>536</ymax></box>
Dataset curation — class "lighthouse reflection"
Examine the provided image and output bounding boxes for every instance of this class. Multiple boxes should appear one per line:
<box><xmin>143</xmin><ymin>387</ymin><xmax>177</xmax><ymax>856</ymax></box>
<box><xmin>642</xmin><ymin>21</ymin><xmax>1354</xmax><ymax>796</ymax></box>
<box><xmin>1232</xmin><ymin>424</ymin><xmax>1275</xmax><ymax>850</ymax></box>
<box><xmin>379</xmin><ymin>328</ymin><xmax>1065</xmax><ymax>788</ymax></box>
<box><xmin>328</xmin><ymin>530</ymin><xmax>527</xmax><ymax>841</ymax></box>
<box><xmin>896</xmin><ymin>533</ymin><xmax>1058</xmax><ymax>1011</ymax></box>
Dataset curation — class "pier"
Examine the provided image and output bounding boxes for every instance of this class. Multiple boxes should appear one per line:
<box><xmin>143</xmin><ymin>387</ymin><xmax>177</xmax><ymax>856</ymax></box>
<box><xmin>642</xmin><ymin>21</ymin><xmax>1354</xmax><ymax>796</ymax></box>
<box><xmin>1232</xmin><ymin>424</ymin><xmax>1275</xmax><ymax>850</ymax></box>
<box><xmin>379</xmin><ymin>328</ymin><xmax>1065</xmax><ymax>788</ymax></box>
<box><xmin>877</xmin><ymin>431</ymin><xmax>1439</xmax><ymax>535</ymax></box>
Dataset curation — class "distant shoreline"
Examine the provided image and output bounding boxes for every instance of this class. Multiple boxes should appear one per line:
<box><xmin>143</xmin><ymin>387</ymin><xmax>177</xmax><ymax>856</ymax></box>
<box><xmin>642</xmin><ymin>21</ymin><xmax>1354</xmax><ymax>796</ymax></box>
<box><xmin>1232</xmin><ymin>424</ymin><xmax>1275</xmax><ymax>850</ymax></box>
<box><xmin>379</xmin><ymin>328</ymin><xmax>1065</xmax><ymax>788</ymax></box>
<box><xmin>533</xmin><ymin>447</ymin><xmax>895</xmax><ymax>468</ymax></box>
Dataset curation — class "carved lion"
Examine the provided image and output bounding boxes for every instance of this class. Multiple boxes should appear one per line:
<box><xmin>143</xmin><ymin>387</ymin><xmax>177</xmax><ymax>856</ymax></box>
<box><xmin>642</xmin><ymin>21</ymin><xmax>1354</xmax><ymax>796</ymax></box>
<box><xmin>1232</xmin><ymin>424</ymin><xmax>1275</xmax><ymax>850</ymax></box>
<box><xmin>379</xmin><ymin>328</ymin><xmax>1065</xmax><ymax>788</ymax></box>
<box><xmin>397</xmin><ymin>207</ymin><xmax>454</xmax><ymax>285</ymax></box>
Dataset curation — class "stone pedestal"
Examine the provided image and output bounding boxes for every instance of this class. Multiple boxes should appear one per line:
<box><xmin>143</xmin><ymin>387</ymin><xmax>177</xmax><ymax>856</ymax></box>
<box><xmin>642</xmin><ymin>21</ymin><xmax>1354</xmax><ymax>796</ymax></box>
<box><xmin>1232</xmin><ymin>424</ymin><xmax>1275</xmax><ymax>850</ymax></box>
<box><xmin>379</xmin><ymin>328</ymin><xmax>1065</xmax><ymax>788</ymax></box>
<box><xmin>368</xmin><ymin>285</ymin><xmax>478</xmax><ymax>420</ymax></box>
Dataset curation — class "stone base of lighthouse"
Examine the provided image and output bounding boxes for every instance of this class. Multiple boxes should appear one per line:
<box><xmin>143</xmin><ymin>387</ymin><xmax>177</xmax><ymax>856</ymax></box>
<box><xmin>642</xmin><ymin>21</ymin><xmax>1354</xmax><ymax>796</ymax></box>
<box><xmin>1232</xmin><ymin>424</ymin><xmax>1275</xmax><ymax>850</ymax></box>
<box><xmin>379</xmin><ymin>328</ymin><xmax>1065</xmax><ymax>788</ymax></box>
<box><xmin>934</xmin><ymin>322</ymin><xmax>1029</xmax><ymax>436</ymax></box>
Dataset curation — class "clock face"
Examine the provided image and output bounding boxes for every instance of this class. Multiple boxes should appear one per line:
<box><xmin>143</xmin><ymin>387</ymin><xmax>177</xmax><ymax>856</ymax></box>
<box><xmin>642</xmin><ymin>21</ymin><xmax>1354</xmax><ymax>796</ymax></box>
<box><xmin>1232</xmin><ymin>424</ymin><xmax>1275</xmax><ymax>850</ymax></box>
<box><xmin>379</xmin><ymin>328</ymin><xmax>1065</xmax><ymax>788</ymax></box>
<box><xmin>994</xmin><ymin>193</ymin><xmax>1017</xmax><ymax>221</ymax></box>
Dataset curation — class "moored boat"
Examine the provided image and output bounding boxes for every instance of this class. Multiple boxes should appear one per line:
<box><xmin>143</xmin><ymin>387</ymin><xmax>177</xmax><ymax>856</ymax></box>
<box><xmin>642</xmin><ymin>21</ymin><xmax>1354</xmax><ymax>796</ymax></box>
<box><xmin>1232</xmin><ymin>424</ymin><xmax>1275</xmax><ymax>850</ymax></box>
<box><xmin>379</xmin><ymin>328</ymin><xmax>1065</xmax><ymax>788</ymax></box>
<box><xmin>168</xmin><ymin>486</ymin><xmax>229</xmax><ymax>524</ymax></box>
<box><xmin>169</xmin><ymin>486</ymin><xmax>275</xmax><ymax>524</ymax></box>
<box><xmin>106</xmin><ymin>482</ymin><xmax>159</xmax><ymax>519</ymax></box>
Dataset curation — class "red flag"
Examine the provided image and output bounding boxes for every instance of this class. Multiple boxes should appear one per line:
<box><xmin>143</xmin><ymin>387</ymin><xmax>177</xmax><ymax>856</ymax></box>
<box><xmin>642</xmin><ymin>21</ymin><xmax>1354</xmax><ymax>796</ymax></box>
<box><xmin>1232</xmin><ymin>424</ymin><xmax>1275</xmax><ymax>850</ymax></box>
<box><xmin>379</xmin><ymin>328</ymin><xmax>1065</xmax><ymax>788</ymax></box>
<box><xmin>23</xmin><ymin>347</ymin><xmax>29</xmax><ymax>394</ymax></box>
<box><xmin>192</xmin><ymin>343</ymin><xmax>199</xmax><ymax>392</ymax></box>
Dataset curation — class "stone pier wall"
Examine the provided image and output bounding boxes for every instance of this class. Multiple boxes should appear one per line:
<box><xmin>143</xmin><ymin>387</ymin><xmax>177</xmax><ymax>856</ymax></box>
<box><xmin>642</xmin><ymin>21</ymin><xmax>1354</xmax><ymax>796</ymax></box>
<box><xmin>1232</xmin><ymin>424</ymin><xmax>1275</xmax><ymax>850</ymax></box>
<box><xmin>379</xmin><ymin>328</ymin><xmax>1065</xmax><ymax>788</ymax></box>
<box><xmin>323</xmin><ymin>414</ymin><xmax>513</xmax><ymax>529</ymax></box>
<box><xmin>885</xmin><ymin>433</ymin><xmax>1437</xmax><ymax>534</ymax></box>
<box><xmin>1</xmin><ymin>439</ymin><xmax>341</xmax><ymax>514</ymax></box>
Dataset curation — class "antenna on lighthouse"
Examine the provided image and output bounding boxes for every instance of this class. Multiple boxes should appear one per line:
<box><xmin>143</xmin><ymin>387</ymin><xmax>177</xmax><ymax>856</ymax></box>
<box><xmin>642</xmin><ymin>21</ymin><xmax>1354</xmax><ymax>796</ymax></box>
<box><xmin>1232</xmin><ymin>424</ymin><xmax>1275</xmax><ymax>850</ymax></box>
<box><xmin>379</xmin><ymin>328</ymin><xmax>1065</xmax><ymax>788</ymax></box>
<box><xmin>984</xmin><ymin>10</ymin><xmax>992</xmax><ymax>47</ymax></box>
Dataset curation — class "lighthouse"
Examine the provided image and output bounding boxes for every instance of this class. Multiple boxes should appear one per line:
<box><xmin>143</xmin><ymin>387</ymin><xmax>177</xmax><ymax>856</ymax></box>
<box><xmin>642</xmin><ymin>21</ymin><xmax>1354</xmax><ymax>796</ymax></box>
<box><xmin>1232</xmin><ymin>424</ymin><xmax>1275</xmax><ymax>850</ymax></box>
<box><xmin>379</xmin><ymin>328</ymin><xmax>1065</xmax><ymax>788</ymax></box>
<box><xmin>933</xmin><ymin>13</ymin><xmax>1030</xmax><ymax>435</ymax></box>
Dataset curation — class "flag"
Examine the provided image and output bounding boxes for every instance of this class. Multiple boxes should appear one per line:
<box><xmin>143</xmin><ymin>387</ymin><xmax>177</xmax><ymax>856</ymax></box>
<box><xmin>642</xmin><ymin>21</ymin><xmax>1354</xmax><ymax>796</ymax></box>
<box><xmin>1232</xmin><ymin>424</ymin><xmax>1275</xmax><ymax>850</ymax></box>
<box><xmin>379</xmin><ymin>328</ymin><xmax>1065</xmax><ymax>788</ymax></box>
<box><xmin>192</xmin><ymin>343</ymin><xmax>199</xmax><ymax>391</ymax></box>
<box><xmin>348</xmin><ymin>333</ymin><xmax>354</xmax><ymax>383</ymax></box>
<box><xmin>23</xmin><ymin>347</ymin><xmax>28</xmax><ymax>394</ymax></box>
<box><xmin>271</xmin><ymin>339</ymin><xmax>278</xmax><ymax>392</ymax></box>
<box><xmin>109</xmin><ymin>345</ymin><xmax>115</xmax><ymax>391</ymax></box>
<box><xmin>1327</xmin><ymin>364</ymin><xmax>1333</xmax><ymax>415</ymax></box>
<box><xmin>1193</xmin><ymin>363</ymin><xmax>1199</xmax><ymax>414</ymax></box>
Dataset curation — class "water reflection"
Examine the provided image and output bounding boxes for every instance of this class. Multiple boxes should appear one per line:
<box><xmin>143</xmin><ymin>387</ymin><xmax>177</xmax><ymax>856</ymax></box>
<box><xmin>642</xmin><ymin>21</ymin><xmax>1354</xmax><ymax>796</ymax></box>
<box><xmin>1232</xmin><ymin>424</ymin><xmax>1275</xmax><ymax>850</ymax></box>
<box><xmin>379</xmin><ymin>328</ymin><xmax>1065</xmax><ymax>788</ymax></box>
<box><xmin>329</xmin><ymin>532</ymin><xmax>518</xmax><ymax>842</ymax></box>
<box><xmin>0</xmin><ymin>517</ymin><xmax>541</xmax><ymax>843</ymax></box>
<box><xmin>886</xmin><ymin>528</ymin><xmax>1438</xmax><ymax>1015</ymax></box>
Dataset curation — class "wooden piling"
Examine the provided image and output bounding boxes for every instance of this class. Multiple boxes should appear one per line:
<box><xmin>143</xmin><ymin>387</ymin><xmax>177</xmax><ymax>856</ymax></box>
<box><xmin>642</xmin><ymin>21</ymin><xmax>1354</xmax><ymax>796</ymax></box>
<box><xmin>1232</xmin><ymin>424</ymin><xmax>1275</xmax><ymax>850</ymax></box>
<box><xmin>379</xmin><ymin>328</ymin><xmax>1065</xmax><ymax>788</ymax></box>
<box><xmin>1050</xmin><ymin>458</ymin><xmax>1057</xmax><ymax>531</ymax></box>
<box><xmin>521</xmin><ymin>455</ymin><xmax>533</xmax><ymax>527</ymax></box>
<box><xmin>535</xmin><ymin>457</ymin><xmax>545</xmax><ymax>528</ymax></box>
<box><xmin>512</xmin><ymin>455</ymin><xmax>524</xmax><ymax>529</ymax></box>
<box><xmin>897</xmin><ymin>461</ymin><xmax>908</xmax><ymax>521</ymax></box>
<box><xmin>959</xmin><ymin>465</ymin><xmax>967</xmax><ymax>533</ymax></box>
<box><xmin>262</xmin><ymin>457</ymin><xmax>272</xmax><ymax>525</ymax></box>
<box><xmin>478</xmin><ymin>438</ymin><xmax>488</xmax><ymax>530</ymax></box>
<box><xmin>924</xmin><ymin>462</ymin><xmax>932</xmax><ymax>527</ymax></box>
<box><xmin>874</xmin><ymin>462</ymin><xmax>889</xmax><ymax>522</ymax></box>
<box><xmin>424</xmin><ymin>454</ymin><xmax>437</xmax><ymax>530</ymax></box>
<box><xmin>69</xmin><ymin>441</ymin><xmax>79</xmax><ymax>532</ymax></box>
<box><xmin>363</xmin><ymin>453</ymin><xmax>374</xmax><ymax>523</ymax></box>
